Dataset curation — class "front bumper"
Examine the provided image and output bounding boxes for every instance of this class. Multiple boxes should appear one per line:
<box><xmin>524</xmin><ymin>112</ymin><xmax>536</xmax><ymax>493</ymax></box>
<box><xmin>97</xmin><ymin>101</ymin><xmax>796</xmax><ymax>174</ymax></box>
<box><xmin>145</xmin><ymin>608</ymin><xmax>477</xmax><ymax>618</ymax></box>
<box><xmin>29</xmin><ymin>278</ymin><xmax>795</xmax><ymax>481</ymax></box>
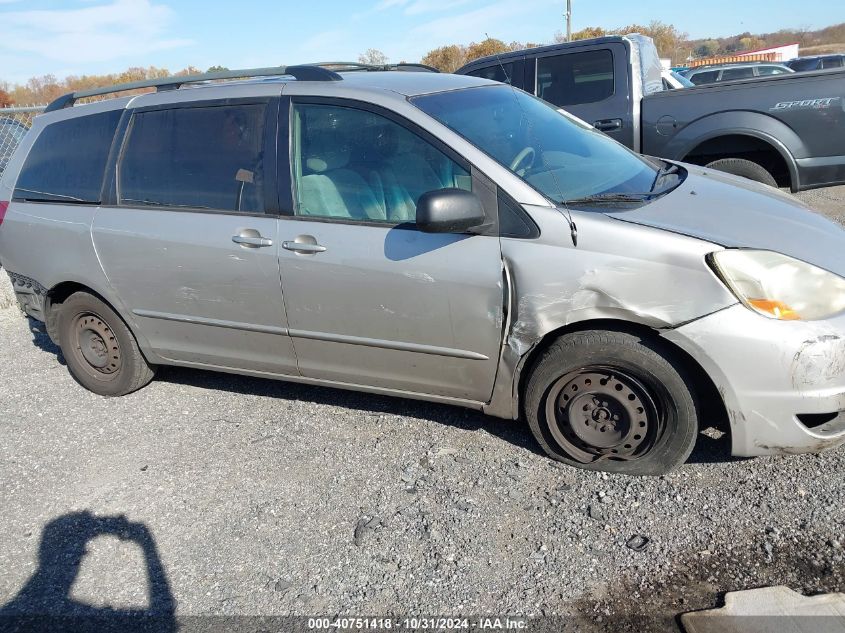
<box><xmin>663</xmin><ymin>304</ymin><xmax>845</xmax><ymax>457</ymax></box>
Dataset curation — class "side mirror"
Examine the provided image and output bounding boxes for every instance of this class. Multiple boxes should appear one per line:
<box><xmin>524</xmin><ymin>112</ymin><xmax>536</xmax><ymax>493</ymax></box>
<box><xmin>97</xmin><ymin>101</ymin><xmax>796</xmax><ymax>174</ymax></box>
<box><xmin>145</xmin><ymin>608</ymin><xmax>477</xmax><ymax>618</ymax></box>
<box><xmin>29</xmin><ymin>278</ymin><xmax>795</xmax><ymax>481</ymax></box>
<box><xmin>416</xmin><ymin>188</ymin><xmax>486</xmax><ymax>234</ymax></box>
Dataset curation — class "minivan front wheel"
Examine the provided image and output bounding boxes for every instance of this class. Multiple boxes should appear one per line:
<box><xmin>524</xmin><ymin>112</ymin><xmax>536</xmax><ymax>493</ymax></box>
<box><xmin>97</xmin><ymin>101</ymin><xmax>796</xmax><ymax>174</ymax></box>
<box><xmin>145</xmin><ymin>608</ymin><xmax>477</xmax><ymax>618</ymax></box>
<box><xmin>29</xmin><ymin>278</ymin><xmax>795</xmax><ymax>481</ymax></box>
<box><xmin>58</xmin><ymin>292</ymin><xmax>155</xmax><ymax>396</ymax></box>
<box><xmin>525</xmin><ymin>329</ymin><xmax>698</xmax><ymax>475</ymax></box>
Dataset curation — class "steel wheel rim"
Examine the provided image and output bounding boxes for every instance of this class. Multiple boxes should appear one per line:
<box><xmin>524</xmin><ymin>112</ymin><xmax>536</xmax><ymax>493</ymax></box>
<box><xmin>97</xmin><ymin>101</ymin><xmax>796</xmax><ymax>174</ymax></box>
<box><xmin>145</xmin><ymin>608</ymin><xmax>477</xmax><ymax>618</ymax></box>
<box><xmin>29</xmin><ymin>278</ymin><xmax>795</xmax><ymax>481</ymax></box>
<box><xmin>72</xmin><ymin>312</ymin><xmax>121</xmax><ymax>377</ymax></box>
<box><xmin>544</xmin><ymin>366</ymin><xmax>663</xmax><ymax>464</ymax></box>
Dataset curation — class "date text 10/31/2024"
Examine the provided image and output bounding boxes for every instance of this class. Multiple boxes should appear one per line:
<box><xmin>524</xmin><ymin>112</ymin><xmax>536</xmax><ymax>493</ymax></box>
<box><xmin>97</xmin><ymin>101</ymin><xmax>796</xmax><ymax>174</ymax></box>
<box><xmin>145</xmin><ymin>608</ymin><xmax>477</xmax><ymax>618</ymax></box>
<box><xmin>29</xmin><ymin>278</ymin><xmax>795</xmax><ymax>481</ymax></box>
<box><xmin>307</xmin><ymin>617</ymin><xmax>529</xmax><ymax>630</ymax></box>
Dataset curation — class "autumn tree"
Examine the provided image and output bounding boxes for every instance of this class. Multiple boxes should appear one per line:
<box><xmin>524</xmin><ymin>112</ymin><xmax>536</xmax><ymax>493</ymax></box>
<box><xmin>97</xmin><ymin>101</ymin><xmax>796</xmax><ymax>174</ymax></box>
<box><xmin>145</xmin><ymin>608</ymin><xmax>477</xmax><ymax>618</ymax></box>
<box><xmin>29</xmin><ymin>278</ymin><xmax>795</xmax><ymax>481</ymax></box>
<box><xmin>464</xmin><ymin>37</ymin><xmax>512</xmax><ymax>62</ymax></box>
<box><xmin>695</xmin><ymin>39</ymin><xmax>720</xmax><ymax>57</ymax></box>
<box><xmin>359</xmin><ymin>49</ymin><xmax>388</xmax><ymax>65</ymax></box>
<box><xmin>421</xmin><ymin>44</ymin><xmax>467</xmax><ymax>72</ymax></box>
<box><xmin>0</xmin><ymin>89</ymin><xmax>12</xmax><ymax>108</ymax></box>
<box><xmin>556</xmin><ymin>26</ymin><xmax>606</xmax><ymax>42</ymax></box>
<box><xmin>615</xmin><ymin>21</ymin><xmax>688</xmax><ymax>60</ymax></box>
<box><xmin>739</xmin><ymin>36</ymin><xmax>765</xmax><ymax>51</ymax></box>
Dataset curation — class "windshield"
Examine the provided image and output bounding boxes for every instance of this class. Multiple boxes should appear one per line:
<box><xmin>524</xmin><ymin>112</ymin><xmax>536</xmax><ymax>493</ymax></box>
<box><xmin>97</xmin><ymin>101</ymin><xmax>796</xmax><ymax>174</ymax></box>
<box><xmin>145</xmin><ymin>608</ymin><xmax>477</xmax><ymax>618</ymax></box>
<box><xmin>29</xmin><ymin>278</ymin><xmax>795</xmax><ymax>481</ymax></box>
<box><xmin>412</xmin><ymin>85</ymin><xmax>659</xmax><ymax>204</ymax></box>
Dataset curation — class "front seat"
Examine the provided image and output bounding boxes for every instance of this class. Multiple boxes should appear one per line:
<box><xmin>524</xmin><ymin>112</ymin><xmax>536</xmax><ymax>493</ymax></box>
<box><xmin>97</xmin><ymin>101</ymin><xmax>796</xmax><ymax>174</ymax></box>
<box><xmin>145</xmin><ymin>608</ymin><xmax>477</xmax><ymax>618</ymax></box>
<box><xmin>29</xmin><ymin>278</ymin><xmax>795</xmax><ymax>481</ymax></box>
<box><xmin>298</xmin><ymin>130</ymin><xmax>386</xmax><ymax>221</ymax></box>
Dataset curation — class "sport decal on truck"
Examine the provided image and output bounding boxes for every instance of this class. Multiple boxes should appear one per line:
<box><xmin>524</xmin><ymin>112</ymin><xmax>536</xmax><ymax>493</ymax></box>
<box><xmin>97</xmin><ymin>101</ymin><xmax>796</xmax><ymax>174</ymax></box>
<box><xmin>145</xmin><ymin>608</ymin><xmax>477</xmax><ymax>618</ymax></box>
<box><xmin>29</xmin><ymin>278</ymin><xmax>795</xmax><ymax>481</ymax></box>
<box><xmin>770</xmin><ymin>97</ymin><xmax>841</xmax><ymax>111</ymax></box>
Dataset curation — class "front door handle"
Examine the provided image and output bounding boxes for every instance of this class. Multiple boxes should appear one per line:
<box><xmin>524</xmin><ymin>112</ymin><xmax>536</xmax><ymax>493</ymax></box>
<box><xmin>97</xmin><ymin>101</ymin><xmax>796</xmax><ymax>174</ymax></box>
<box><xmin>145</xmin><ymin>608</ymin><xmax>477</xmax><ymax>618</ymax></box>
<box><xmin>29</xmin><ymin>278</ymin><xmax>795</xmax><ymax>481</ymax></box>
<box><xmin>282</xmin><ymin>235</ymin><xmax>326</xmax><ymax>254</ymax></box>
<box><xmin>594</xmin><ymin>118</ymin><xmax>622</xmax><ymax>132</ymax></box>
<box><xmin>232</xmin><ymin>234</ymin><xmax>273</xmax><ymax>248</ymax></box>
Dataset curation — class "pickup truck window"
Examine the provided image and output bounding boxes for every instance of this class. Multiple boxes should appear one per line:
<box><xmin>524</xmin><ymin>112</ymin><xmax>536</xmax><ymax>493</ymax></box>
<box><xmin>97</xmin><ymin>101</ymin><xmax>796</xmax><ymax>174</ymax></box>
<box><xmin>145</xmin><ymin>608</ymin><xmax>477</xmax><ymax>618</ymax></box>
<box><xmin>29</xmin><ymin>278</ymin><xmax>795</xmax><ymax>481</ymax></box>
<box><xmin>413</xmin><ymin>85</ymin><xmax>657</xmax><ymax>205</ymax></box>
<box><xmin>466</xmin><ymin>63</ymin><xmax>514</xmax><ymax>85</ymax></box>
<box><xmin>536</xmin><ymin>49</ymin><xmax>614</xmax><ymax>107</ymax></box>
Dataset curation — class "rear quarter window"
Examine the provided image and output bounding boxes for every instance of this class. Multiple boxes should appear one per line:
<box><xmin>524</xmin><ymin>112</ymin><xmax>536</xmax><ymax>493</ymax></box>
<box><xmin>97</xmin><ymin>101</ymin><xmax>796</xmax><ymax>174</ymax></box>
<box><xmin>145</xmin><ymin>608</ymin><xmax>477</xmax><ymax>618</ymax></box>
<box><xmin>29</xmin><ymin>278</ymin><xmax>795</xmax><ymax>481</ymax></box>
<box><xmin>14</xmin><ymin>110</ymin><xmax>122</xmax><ymax>203</ymax></box>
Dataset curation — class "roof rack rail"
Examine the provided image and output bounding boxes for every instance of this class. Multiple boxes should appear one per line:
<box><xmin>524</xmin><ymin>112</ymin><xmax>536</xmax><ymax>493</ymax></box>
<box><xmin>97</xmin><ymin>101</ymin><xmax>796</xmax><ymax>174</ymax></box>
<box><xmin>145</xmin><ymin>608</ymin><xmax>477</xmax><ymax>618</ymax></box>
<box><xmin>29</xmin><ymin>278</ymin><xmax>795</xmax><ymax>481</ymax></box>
<box><xmin>44</xmin><ymin>61</ymin><xmax>441</xmax><ymax>113</ymax></box>
<box><xmin>316</xmin><ymin>62</ymin><xmax>440</xmax><ymax>73</ymax></box>
<box><xmin>43</xmin><ymin>64</ymin><xmax>343</xmax><ymax>113</ymax></box>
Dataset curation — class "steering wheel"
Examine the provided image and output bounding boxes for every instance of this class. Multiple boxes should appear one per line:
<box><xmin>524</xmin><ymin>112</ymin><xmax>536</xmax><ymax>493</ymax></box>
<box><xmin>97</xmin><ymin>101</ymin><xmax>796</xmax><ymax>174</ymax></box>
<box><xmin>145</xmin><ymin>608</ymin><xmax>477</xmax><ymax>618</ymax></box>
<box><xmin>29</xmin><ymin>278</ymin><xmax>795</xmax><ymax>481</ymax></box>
<box><xmin>510</xmin><ymin>146</ymin><xmax>536</xmax><ymax>176</ymax></box>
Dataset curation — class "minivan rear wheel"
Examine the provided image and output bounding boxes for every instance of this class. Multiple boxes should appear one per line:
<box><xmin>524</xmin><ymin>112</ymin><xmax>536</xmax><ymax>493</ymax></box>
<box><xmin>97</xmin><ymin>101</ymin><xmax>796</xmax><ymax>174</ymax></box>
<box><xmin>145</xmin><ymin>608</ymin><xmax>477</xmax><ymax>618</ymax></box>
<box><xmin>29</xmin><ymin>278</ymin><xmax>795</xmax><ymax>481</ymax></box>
<box><xmin>58</xmin><ymin>292</ymin><xmax>155</xmax><ymax>396</ymax></box>
<box><xmin>705</xmin><ymin>157</ymin><xmax>778</xmax><ymax>187</ymax></box>
<box><xmin>524</xmin><ymin>329</ymin><xmax>698</xmax><ymax>475</ymax></box>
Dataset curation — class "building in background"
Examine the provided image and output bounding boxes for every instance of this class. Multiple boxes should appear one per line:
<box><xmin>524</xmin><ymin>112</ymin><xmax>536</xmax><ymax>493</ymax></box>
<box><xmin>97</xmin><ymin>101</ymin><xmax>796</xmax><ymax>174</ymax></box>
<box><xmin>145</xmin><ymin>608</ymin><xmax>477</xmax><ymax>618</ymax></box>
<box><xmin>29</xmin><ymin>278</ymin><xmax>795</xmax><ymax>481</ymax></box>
<box><xmin>688</xmin><ymin>42</ymin><xmax>800</xmax><ymax>68</ymax></box>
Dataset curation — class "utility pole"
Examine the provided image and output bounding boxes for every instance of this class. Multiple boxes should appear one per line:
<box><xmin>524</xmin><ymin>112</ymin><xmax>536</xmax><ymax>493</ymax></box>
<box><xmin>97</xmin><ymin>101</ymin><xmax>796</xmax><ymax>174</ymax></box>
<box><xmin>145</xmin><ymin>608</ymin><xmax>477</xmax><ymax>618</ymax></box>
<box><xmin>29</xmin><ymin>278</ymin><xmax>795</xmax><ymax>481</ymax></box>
<box><xmin>565</xmin><ymin>0</ymin><xmax>572</xmax><ymax>41</ymax></box>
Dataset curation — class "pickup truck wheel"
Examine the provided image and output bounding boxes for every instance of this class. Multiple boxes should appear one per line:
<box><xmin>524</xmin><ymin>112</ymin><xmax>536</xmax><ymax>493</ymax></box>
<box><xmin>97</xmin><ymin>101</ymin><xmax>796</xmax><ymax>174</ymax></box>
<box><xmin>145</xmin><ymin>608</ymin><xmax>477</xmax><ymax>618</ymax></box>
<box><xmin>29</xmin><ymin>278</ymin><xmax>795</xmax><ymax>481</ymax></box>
<box><xmin>524</xmin><ymin>329</ymin><xmax>698</xmax><ymax>476</ymax></box>
<box><xmin>58</xmin><ymin>291</ymin><xmax>155</xmax><ymax>396</ymax></box>
<box><xmin>705</xmin><ymin>158</ymin><xmax>777</xmax><ymax>187</ymax></box>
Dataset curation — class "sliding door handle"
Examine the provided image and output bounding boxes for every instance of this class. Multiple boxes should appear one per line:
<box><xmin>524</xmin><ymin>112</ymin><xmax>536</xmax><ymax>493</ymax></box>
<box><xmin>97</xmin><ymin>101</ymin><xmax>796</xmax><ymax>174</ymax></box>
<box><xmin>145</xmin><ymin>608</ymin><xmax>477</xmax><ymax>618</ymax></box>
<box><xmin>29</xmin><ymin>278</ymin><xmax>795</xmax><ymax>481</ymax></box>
<box><xmin>283</xmin><ymin>235</ymin><xmax>326</xmax><ymax>254</ymax></box>
<box><xmin>282</xmin><ymin>241</ymin><xmax>326</xmax><ymax>253</ymax></box>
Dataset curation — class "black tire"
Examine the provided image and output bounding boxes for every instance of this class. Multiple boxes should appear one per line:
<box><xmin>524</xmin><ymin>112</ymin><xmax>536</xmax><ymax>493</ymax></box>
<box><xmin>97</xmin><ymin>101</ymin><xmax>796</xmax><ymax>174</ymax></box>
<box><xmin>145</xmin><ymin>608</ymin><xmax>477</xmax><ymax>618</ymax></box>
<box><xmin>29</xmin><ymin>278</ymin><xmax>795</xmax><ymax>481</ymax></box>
<box><xmin>705</xmin><ymin>157</ymin><xmax>778</xmax><ymax>187</ymax></box>
<box><xmin>524</xmin><ymin>329</ymin><xmax>698</xmax><ymax>476</ymax></box>
<box><xmin>58</xmin><ymin>291</ymin><xmax>155</xmax><ymax>396</ymax></box>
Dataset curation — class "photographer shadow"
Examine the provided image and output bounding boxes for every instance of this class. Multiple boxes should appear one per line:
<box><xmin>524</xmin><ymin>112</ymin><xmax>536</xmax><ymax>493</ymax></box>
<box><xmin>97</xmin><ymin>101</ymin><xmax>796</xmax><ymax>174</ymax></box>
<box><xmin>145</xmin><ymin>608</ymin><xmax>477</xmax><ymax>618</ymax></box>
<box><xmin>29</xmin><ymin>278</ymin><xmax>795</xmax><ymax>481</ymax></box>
<box><xmin>0</xmin><ymin>511</ymin><xmax>176</xmax><ymax>633</ymax></box>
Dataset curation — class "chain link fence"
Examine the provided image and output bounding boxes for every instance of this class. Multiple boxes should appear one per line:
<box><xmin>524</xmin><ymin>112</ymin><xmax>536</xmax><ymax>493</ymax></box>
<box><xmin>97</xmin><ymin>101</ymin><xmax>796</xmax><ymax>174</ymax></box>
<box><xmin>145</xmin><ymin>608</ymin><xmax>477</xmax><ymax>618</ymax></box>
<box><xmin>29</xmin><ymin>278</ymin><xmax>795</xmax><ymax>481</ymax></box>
<box><xmin>0</xmin><ymin>105</ymin><xmax>46</xmax><ymax>182</ymax></box>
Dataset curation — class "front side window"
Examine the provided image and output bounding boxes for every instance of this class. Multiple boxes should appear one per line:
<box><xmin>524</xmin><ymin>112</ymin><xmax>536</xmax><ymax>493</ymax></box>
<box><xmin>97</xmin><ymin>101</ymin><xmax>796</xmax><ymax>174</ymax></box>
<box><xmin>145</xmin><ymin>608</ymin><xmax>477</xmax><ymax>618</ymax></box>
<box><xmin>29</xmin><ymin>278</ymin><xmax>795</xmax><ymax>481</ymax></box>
<box><xmin>467</xmin><ymin>63</ymin><xmax>514</xmax><ymax>85</ymax></box>
<box><xmin>536</xmin><ymin>49</ymin><xmax>614</xmax><ymax>107</ymax></box>
<box><xmin>14</xmin><ymin>110</ymin><xmax>121</xmax><ymax>203</ymax></box>
<box><xmin>757</xmin><ymin>66</ymin><xmax>786</xmax><ymax>76</ymax></box>
<box><xmin>118</xmin><ymin>104</ymin><xmax>266</xmax><ymax>213</ymax></box>
<box><xmin>413</xmin><ymin>85</ymin><xmax>658</xmax><ymax>204</ymax></box>
<box><xmin>291</xmin><ymin>103</ymin><xmax>471</xmax><ymax>224</ymax></box>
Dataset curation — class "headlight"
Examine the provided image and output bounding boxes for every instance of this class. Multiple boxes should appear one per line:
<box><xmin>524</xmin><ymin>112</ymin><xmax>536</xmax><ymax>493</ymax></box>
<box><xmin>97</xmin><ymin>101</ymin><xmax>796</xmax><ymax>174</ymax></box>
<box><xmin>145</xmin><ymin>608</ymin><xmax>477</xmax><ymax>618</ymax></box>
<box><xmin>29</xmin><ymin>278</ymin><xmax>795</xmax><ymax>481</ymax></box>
<box><xmin>708</xmin><ymin>249</ymin><xmax>845</xmax><ymax>320</ymax></box>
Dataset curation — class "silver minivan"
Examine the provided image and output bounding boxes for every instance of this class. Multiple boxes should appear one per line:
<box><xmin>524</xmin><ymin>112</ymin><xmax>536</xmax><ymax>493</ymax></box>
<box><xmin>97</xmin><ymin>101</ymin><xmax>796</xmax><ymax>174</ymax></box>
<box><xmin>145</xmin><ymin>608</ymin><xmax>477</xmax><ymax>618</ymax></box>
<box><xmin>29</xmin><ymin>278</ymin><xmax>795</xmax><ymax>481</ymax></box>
<box><xmin>2</xmin><ymin>64</ymin><xmax>844</xmax><ymax>475</ymax></box>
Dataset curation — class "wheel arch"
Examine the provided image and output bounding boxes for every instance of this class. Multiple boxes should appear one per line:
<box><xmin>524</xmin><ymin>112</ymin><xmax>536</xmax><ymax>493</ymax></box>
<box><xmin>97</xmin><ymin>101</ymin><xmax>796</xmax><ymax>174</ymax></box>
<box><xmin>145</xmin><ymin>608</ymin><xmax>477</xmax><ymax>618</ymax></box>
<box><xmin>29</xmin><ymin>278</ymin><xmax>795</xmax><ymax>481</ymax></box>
<box><xmin>655</xmin><ymin>109</ymin><xmax>804</xmax><ymax>191</ymax></box>
<box><xmin>683</xmin><ymin>131</ymin><xmax>798</xmax><ymax>190</ymax></box>
<box><xmin>515</xmin><ymin>318</ymin><xmax>730</xmax><ymax>438</ymax></box>
<box><xmin>44</xmin><ymin>280</ymin><xmax>155</xmax><ymax>362</ymax></box>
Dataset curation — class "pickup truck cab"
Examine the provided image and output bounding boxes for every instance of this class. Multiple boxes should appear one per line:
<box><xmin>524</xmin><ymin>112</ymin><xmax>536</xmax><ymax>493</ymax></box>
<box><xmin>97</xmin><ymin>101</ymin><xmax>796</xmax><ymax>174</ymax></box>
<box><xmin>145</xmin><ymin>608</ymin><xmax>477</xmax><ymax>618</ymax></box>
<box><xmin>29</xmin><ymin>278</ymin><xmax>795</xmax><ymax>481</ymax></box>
<box><xmin>457</xmin><ymin>35</ymin><xmax>845</xmax><ymax>191</ymax></box>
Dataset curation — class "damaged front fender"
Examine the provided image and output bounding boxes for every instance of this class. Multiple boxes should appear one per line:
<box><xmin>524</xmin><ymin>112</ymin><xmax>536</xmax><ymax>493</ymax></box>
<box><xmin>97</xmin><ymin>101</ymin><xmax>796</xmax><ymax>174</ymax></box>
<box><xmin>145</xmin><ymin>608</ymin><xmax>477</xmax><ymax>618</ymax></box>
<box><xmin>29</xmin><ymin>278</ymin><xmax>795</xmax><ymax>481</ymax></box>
<box><xmin>484</xmin><ymin>207</ymin><xmax>737</xmax><ymax>419</ymax></box>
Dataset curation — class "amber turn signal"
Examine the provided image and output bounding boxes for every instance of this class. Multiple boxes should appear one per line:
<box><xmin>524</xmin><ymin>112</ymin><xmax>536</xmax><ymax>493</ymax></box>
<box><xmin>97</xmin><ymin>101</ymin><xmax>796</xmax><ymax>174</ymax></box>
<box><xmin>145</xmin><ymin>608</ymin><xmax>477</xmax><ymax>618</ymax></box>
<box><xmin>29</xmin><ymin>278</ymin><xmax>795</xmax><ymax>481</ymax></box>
<box><xmin>748</xmin><ymin>299</ymin><xmax>800</xmax><ymax>320</ymax></box>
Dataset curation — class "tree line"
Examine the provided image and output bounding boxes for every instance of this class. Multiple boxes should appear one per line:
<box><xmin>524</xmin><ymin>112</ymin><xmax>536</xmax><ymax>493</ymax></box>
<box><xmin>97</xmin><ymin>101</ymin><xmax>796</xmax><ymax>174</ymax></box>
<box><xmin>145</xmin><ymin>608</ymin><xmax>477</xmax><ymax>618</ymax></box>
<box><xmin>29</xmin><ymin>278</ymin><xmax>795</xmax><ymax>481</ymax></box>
<box><xmin>1</xmin><ymin>22</ymin><xmax>842</xmax><ymax>106</ymax></box>
<box><xmin>420</xmin><ymin>21</ymin><xmax>845</xmax><ymax>72</ymax></box>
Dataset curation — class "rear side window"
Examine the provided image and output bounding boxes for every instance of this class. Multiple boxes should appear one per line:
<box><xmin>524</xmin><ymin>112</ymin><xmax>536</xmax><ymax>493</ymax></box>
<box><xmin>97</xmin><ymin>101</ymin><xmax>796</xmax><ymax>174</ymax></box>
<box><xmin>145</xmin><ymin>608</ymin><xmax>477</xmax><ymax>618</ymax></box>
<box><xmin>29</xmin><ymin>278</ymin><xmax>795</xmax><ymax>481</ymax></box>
<box><xmin>757</xmin><ymin>66</ymin><xmax>787</xmax><ymax>76</ymax></box>
<box><xmin>536</xmin><ymin>49</ymin><xmax>614</xmax><ymax>106</ymax></box>
<box><xmin>720</xmin><ymin>67</ymin><xmax>754</xmax><ymax>81</ymax></box>
<box><xmin>14</xmin><ymin>110</ymin><xmax>121</xmax><ymax>203</ymax></box>
<box><xmin>788</xmin><ymin>58</ymin><xmax>818</xmax><ymax>72</ymax></box>
<box><xmin>118</xmin><ymin>104</ymin><xmax>267</xmax><ymax>213</ymax></box>
<box><xmin>467</xmin><ymin>63</ymin><xmax>514</xmax><ymax>84</ymax></box>
<box><xmin>822</xmin><ymin>57</ymin><xmax>843</xmax><ymax>69</ymax></box>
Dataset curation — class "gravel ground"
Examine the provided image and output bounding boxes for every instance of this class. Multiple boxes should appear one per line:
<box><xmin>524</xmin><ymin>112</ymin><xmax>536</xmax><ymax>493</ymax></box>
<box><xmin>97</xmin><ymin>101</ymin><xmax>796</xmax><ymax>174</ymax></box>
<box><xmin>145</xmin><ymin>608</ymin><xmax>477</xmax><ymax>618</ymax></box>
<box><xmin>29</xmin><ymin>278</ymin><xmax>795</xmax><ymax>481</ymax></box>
<box><xmin>1</xmin><ymin>186</ymin><xmax>844</xmax><ymax>632</ymax></box>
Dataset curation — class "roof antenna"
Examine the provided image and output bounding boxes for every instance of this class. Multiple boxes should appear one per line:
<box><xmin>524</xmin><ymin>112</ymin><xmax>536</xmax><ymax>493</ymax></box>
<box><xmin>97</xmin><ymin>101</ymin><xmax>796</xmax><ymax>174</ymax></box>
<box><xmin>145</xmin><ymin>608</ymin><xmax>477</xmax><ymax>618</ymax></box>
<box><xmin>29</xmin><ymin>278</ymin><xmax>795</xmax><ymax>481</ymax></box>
<box><xmin>485</xmin><ymin>34</ymin><xmax>578</xmax><ymax>247</ymax></box>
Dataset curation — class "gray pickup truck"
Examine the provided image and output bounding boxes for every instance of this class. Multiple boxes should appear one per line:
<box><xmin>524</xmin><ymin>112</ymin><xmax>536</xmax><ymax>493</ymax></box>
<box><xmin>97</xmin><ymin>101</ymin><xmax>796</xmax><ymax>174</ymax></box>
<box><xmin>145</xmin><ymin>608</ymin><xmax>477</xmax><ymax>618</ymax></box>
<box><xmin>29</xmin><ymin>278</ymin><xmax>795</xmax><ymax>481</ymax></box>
<box><xmin>457</xmin><ymin>35</ymin><xmax>845</xmax><ymax>191</ymax></box>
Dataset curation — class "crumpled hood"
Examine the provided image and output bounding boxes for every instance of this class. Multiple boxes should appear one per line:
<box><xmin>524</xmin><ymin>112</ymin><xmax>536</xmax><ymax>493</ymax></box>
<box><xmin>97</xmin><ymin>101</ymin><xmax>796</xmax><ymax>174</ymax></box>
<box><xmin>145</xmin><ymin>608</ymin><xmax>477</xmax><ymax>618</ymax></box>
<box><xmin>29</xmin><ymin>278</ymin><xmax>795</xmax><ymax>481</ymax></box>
<box><xmin>605</xmin><ymin>164</ymin><xmax>845</xmax><ymax>277</ymax></box>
